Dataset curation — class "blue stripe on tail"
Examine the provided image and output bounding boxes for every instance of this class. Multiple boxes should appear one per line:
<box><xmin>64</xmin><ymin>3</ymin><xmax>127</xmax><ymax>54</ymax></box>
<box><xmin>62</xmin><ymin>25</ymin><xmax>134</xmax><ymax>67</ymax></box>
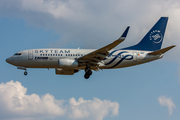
<box><xmin>122</xmin><ymin>17</ymin><xmax>168</xmax><ymax>51</ymax></box>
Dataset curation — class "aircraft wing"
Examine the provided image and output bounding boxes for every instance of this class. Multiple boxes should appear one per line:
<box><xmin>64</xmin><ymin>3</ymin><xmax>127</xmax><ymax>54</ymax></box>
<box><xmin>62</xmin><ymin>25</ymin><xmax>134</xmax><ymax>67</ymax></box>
<box><xmin>77</xmin><ymin>26</ymin><xmax>130</xmax><ymax>66</ymax></box>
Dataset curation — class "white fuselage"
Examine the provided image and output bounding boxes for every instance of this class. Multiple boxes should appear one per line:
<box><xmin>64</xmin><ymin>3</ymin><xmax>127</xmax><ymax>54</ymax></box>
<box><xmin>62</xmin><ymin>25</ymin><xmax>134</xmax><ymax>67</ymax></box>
<box><xmin>6</xmin><ymin>48</ymin><xmax>162</xmax><ymax>70</ymax></box>
<box><xmin>5</xmin><ymin>17</ymin><xmax>171</xmax><ymax>78</ymax></box>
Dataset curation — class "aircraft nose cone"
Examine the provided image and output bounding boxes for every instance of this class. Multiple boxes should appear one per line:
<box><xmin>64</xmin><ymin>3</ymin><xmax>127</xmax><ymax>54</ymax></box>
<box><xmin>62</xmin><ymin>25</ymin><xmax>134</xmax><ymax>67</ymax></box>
<box><xmin>6</xmin><ymin>57</ymin><xmax>12</xmax><ymax>64</ymax></box>
<box><xmin>6</xmin><ymin>58</ymin><xmax>10</xmax><ymax>63</ymax></box>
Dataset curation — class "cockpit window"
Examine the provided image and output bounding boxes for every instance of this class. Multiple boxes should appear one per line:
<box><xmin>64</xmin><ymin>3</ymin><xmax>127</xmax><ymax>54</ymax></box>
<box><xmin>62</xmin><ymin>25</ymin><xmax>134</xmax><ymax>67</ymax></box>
<box><xmin>14</xmin><ymin>53</ymin><xmax>22</xmax><ymax>56</ymax></box>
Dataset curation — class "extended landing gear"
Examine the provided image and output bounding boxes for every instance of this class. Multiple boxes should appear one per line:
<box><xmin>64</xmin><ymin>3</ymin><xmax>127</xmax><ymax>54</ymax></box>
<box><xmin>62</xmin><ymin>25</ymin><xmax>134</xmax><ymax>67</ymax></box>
<box><xmin>84</xmin><ymin>67</ymin><xmax>92</xmax><ymax>79</ymax></box>
<box><xmin>24</xmin><ymin>71</ymin><xmax>28</xmax><ymax>76</ymax></box>
<box><xmin>17</xmin><ymin>66</ymin><xmax>28</xmax><ymax>76</ymax></box>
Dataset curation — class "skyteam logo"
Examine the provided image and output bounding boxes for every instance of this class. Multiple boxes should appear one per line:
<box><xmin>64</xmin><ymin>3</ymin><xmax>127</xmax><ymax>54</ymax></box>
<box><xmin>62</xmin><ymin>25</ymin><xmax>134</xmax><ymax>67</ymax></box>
<box><xmin>104</xmin><ymin>51</ymin><xmax>133</xmax><ymax>68</ymax></box>
<box><xmin>149</xmin><ymin>30</ymin><xmax>163</xmax><ymax>43</ymax></box>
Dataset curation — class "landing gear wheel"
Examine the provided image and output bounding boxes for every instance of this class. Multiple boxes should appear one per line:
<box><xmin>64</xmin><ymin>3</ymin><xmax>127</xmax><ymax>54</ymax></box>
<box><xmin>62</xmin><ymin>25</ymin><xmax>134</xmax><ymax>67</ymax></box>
<box><xmin>24</xmin><ymin>71</ymin><xmax>28</xmax><ymax>76</ymax></box>
<box><xmin>84</xmin><ymin>70</ymin><xmax>92</xmax><ymax>79</ymax></box>
<box><xmin>87</xmin><ymin>70</ymin><xmax>92</xmax><ymax>76</ymax></box>
<box><xmin>84</xmin><ymin>74</ymin><xmax>90</xmax><ymax>79</ymax></box>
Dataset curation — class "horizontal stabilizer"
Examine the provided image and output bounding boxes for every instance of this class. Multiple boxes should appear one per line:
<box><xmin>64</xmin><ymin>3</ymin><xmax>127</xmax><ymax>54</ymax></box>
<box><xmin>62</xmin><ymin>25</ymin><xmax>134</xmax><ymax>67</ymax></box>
<box><xmin>148</xmin><ymin>45</ymin><xmax>176</xmax><ymax>55</ymax></box>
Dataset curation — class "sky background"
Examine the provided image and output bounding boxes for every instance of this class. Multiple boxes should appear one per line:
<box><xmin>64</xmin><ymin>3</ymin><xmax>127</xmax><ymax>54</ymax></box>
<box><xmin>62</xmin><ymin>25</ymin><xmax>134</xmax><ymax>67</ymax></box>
<box><xmin>1</xmin><ymin>0</ymin><xmax>180</xmax><ymax>120</ymax></box>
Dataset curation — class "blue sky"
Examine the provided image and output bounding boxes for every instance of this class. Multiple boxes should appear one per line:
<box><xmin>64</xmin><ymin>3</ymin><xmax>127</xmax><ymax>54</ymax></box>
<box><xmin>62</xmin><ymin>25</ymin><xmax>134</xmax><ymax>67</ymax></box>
<box><xmin>1</xmin><ymin>0</ymin><xmax>180</xmax><ymax>120</ymax></box>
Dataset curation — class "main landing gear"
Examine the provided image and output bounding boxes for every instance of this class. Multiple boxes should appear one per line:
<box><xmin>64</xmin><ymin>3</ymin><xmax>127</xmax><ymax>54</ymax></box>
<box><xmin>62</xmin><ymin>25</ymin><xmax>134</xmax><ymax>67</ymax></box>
<box><xmin>84</xmin><ymin>67</ymin><xmax>92</xmax><ymax>79</ymax></box>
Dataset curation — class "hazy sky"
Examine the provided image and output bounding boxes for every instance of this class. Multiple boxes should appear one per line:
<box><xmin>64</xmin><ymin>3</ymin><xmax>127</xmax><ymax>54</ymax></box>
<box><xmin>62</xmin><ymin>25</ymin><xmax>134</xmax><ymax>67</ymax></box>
<box><xmin>1</xmin><ymin>0</ymin><xmax>180</xmax><ymax>120</ymax></box>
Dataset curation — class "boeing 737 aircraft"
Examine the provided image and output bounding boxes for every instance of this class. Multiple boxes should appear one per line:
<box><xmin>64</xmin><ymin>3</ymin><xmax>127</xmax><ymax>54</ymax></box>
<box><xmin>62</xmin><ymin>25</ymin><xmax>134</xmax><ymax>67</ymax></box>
<box><xmin>6</xmin><ymin>17</ymin><xmax>175</xmax><ymax>79</ymax></box>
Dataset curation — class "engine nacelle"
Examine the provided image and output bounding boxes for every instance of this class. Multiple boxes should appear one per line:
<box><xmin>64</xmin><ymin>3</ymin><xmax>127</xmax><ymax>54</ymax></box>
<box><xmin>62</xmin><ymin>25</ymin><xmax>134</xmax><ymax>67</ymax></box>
<box><xmin>58</xmin><ymin>58</ymin><xmax>78</xmax><ymax>69</ymax></box>
<box><xmin>56</xmin><ymin>68</ymin><xmax>77</xmax><ymax>75</ymax></box>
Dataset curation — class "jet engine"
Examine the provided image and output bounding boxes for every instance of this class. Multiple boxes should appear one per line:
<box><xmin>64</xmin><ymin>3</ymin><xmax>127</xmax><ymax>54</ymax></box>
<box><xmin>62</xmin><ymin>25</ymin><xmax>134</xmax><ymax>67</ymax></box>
<box><xmin>58</xmin><ymin>58</ymin><xmax>78</xmax><ymax>68</ymax></box>
<box><xmin>55</xmin><ymin>68</ymin><xmax>78</xmax><ymax>75</ymax></box>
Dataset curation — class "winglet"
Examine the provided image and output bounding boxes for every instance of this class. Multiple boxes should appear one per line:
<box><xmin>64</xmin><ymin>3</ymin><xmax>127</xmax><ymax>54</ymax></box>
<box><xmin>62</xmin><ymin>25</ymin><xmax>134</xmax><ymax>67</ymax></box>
<box><xmin>148</xmin><ymin>45</ymin><xmax>176</xmax><ymax>55</ymax></box>
<box><xmin>118</xmin><ymin>26</ymin><xmax>130</xmax><ymax>40</ymax></box>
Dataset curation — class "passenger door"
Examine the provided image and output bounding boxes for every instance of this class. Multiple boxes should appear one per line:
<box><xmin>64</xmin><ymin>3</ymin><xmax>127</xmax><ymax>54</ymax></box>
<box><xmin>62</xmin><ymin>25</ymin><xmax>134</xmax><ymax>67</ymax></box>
<box><xmin>28</xmin><ymin>50</ymin><xmax>33</xmax><ymax>60</ymax></box>
<box><xmin>133</xmin><ymin>52</ymin><xmax>137</xmax><ymax>62</ymax></box>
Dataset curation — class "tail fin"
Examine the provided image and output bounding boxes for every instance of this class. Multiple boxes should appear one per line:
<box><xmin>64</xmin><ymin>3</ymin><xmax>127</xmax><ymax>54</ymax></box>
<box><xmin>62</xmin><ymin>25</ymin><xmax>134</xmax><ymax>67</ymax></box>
<box><xmin>122</xmin><ymin>17</ymin><xmax>168</xmax><ymax>51</ymax></box>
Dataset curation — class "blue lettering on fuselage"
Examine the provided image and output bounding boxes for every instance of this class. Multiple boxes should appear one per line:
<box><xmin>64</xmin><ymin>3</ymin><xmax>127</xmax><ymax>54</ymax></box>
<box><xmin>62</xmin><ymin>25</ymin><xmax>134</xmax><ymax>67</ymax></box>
<box><xmin>45</xmin><ymin>50</ymin><xmax>48</xmax><ymax>53</ymax></box>
<box><xmin>65</xmin><ymin>50</ymin><xmax>70</xmax><ymax>53</ymax></box>
<box><xmin>60</xmin><ymin>50</ymin><xmax>64</xmax><ymax>53</ymax></box>
<box><xmin>35</xmin><ymin>50</ymin><xmax>71</xmax><ymax>54</ymax></box>
<box><xmin>40</xmin><ymin>50</ymin><xmax>44</xmax><ymax>53</ymax></box>
<box><xmin>35</xmin><ymin>57</ymin><xmax>48</xmax><ymax>60</ymax></box>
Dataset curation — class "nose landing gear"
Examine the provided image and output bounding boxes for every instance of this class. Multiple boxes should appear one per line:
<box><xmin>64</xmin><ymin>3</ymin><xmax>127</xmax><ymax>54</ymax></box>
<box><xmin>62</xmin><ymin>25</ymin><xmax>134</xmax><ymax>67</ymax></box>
<box><xmin>24</xmin><ymin>70</ymin><xmax>28</xmax><ymax>76</ymax></box>
<box><xmin>17</xmin><ymin>66</ymin><xmax>28</xmax><ymax>76</ymax></box>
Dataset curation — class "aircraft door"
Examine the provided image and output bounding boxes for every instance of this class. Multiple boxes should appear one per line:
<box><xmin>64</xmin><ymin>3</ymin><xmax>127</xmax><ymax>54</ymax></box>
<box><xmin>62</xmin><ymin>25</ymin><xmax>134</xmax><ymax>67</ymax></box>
<box><xmin>28</xmin><ymin>50</ymin><xmax>33</xmax><ymax>60</ymax></box>
<box><xmin>133</xmin><ymin>52</ymin><xmax>137</xmax><ymax>62</ymax></box>
<box><xmin>133</xmin><ymin>52</ymin><xmax>143</xmax><ymax>62</ymax></box>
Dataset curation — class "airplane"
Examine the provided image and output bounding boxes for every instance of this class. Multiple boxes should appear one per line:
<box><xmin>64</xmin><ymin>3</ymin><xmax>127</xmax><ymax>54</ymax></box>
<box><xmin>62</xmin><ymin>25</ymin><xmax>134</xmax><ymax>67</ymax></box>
<box><xmin>6</xmin><ymin>17</ymin><xmax>175</xmax><ymax>79</ymax></box>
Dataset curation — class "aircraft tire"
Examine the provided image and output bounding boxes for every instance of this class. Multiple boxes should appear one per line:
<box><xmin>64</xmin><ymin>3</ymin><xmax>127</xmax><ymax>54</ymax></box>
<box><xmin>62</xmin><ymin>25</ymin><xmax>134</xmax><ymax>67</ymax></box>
<box><xmin>84</xmin><ymin>74</ymin><xmax>90</xmax><ymax>79</ymax></box>
<box><xmin>24</xmin><ymin>71</ymin><xmax>28</xmax><ymax>76</ymax></box>
<box><xmin>87</xmin><ymin>70</ymin><xmax>92</xmax><ymax>75</ymax></box>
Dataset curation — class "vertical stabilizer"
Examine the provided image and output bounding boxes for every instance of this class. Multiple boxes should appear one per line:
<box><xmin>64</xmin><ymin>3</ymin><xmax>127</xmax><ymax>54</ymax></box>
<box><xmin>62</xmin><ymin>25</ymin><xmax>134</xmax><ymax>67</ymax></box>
<box><xmin>122</xmin><ymin>17</ymin><xmax>168</xmax><ymax>51</ymax></box>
